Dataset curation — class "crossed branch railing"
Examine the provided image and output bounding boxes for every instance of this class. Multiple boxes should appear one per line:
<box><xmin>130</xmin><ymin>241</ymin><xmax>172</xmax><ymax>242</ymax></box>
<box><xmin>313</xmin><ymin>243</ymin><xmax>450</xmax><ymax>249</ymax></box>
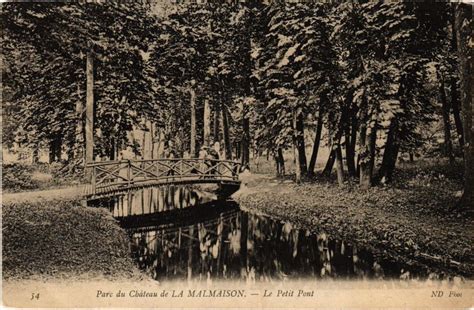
<box><xmin>86</xmin><ymin>158</ymin><xmax>242</xmax><ymax>195</ymax></box>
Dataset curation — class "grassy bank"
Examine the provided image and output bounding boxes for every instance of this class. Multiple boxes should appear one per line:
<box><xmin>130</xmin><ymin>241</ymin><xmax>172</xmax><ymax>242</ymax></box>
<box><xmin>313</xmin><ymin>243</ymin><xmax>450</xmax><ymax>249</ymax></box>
<box><xmin>2</xmin><ymin>162</ymin><xmax>85</xmax><ymax>193</ymax></box>
<box><xmin>2</xmin><ymin>200</ymin><xmax>141</xmax><ymax>281</ymax></box>
<box><xmin>236</xmin><ymin>161</ymin><xmax>473</xmax><ymax>278</ymax></box>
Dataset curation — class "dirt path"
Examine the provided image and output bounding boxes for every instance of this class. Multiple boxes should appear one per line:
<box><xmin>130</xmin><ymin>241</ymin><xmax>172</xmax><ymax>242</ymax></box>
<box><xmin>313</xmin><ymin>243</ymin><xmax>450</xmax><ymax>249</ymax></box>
<box><xmin>232</xmin><ymin>173</ymin><xmax>294</xmax><ymax>199</ymax></box>
<box><xmin>2</xmin><ymin>185</ymin><xmax>86</xmax><ymax>204</ymax></box>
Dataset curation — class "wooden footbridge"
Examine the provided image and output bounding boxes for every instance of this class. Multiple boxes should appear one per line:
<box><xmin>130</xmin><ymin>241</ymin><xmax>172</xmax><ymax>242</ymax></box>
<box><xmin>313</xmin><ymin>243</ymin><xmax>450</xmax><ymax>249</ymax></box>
<box><xmin>83</xmin><ymin>158</ymin><xmax>242</xmax><ymax>199</ymax></box>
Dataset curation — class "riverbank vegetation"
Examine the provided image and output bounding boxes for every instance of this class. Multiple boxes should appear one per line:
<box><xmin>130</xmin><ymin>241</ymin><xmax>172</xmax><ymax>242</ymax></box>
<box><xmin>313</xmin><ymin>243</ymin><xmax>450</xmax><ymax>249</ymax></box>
<box><xmin>2</xmin><ymin>200</ymin><xmax>141</xmax><ymax>280</ymax></box>
<box><xmin>237</xmin><ymin>159</ymin><xmax>473</xmax><ymax>278</ymax></box>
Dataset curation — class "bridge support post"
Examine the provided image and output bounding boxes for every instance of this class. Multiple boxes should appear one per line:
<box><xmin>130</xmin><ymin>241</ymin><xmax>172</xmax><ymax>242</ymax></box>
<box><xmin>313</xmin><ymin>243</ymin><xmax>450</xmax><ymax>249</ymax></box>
<box><xmin>91</xmin><ymin>166</ymin><xmax>96</xmax><ymax>191</ymax></box>
<box><xmin>127</xmin><ymin>191</ymin><xmax>132</xmax><ymax>216</ymax></box>
<box><xmin>127</xmin><ymin>160</ymin><xmax>132</xmax><ymax>188</ymax></box>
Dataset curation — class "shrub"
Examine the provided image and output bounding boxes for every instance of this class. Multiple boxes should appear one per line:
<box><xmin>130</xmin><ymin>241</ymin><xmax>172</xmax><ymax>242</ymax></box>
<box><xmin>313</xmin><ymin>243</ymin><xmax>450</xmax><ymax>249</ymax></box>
<box><xmin>2</xmin><ymin>163</ymin><xmax>39</xmax><ymax>192</ymax></box>
<box><xmin>3</xmin><ymin>200</ymin><xmax>138</xmax><ymax>280</ymax></box>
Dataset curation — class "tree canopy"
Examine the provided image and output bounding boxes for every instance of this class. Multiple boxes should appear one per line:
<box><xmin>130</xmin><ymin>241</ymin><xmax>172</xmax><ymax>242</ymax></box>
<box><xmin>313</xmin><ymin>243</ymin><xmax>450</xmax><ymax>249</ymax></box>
<box><xmin>2</xmin><ymin>1</ymin><xmax>472</xmax><ymax>207</ymax></box>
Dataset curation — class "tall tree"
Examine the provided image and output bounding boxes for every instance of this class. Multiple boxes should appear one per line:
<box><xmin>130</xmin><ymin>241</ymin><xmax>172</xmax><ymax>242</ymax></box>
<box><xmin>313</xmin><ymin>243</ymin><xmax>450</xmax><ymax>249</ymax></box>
<box><xmin>455</xmin><ymin>3</ymin><xmax>473</xmax><ymax>209</ymax></box>
<box><xmin>2</xmin><ymin>2</ymin><xmax>158</xmax><ymax>163</ymax></box>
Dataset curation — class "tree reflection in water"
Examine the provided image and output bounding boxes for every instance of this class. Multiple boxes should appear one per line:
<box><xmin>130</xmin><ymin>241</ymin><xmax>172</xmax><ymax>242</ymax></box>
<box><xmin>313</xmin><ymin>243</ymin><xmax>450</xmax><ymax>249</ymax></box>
<box><xmin>127</xmin><ymin>202</ymin><xmax>416</xmax><ymax>282</ymax></box>
<box><xmin>102</xmin><ymin>186</ymin><xmax>211</xmax><ymax>217</ymax></box>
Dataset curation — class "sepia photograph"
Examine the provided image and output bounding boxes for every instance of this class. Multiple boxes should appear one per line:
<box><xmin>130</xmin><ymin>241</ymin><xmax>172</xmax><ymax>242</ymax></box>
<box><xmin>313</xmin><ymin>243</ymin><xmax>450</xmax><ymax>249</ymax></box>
<box><xmin>1</xmin><ymin>0</ymin><xmax>472</xmax><ymax>308</ymax></box>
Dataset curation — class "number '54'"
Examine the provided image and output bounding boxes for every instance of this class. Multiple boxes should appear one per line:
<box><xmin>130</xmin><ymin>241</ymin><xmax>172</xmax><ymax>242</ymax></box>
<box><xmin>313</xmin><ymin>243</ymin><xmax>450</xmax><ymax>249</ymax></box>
<box><xmin>31</xmin><ymin>293</ymin><xmax>39</xmax><ymax>300</ymax></box>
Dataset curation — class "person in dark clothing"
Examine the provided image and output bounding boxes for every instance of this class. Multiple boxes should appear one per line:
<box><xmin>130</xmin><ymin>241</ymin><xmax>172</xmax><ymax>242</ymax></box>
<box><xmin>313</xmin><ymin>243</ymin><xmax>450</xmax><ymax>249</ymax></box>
<box><xmin>167</xmin><ymin>150</ymin><xmax>176</xmax><ymax>176</ymax></box>
<box><xmin>207</xmin><ymin>142</ymin><xmax>220</xmax><ymax>175</ymax></box>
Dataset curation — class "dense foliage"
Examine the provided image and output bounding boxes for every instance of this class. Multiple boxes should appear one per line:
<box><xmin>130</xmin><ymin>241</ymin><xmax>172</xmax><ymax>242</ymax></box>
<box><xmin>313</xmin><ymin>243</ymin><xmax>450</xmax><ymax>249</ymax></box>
<box><xmin>2</xmin><ymin>2</ymin><xmax>472</xmax><ymax>206</ymax></box>
<box><xmin>2</xmin><ymin>162</ymin><xmax>84</xmax><ymax>192</ymax></box>
<box><xmin>2</xmin><ymin>163</ymin><xmax>39</xmax><ymax>191</ymax></box>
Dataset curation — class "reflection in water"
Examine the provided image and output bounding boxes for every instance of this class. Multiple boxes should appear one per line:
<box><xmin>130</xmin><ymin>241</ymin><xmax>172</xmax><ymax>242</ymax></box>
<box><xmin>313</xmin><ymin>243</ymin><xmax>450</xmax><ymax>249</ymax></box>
<box><xmin>99</xmin><ymin>186</ymin><xmax>214</xmax><ymax>217</ymax></box>
<box><xmin>126</xmin><ymin>201</ymin><xmax>416</xmax><ymax>282</ymax></box>
<box><xmin>91</xmin><ymin>187</ymin><xmax>430</xmax><ymax>282</ymax></box>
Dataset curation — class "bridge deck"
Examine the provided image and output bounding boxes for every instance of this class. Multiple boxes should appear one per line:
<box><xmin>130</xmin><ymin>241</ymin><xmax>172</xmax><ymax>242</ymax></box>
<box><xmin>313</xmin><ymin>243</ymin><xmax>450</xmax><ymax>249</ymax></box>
<box><xmin>84</xmin><ymin>158</ymin><xmax>242</xmax><ymax>199</ymax></box>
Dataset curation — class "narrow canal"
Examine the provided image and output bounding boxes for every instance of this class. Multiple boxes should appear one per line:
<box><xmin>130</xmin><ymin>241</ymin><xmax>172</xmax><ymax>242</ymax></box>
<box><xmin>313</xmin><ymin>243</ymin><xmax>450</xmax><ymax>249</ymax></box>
<box><xmin>92</xmin><ymin>186</ymin><xmax>433</xmax><ymax>282</ymax></box>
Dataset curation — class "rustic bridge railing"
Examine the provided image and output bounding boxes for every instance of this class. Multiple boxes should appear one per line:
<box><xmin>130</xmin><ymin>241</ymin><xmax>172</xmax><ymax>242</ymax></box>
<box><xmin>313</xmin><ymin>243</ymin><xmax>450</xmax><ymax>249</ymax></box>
<box><xmin>84</xmin><ymin>158</ymin><xmax>242</xmax><ymax>198</ymax></box>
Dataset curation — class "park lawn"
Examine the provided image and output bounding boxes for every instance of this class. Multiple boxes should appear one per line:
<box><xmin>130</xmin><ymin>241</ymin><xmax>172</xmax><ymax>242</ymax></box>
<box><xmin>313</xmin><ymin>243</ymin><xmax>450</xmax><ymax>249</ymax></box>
<box><xmin>2</xmin><ymin>162</ymin><xmax>85</xmax><ymax>193</ymax></box>
<box><xmin>2</xmin><ymin>199</ymin><xmax>142</xmax><ymax>281</ymax></box>
<box><xmin>236</xmin><ymin>160</ymin><xmax>474</xmax><ymax>278</ymax></box>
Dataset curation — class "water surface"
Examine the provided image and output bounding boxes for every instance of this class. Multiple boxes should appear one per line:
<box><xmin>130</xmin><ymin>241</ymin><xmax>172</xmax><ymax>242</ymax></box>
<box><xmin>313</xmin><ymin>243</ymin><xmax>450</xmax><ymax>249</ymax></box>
<box><xmin>95</xmin><ymin>186</ymin><xmax>431</xmax><ymax>282</ymax></box>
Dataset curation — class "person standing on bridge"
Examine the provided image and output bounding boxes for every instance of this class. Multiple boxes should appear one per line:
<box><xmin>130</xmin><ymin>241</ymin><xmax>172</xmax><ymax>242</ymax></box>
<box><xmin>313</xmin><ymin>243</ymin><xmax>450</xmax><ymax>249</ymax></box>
<box><xmin>207</xmin><ymin>141</ymin><xmax>221</xmax><ymax>175</ymax></box>
<box><xmin>211</xmin><ymin>141</ymin><xmax>222</xmax><ymax>160</ymax></box>
<box><xmin>167</xmin><ymin>148</ymin><xmax>177</xmax><ymax>177</ymax></box>
<box><xmin>212</xmin><ymin>141</ymin><xmax>222</xmax><ymax>174</ymax></box>
<box><xmin>197</xmin><ymin>146</ymin><xmax>207</xmax><ymax>177</ymax></box>
<box><xmin>118</xmin><ymin>150</ymin><xmax>130</xmax><ymax>184</ymax></box>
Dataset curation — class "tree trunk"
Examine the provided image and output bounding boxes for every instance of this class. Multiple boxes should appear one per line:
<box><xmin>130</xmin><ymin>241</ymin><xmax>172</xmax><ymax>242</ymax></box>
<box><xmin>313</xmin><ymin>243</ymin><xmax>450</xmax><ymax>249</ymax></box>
<box><xmin>359</xmin><ymin>154</ymin><xmax>371</xmax><ymax>189</ymax></box>
<box><xmin>368</xmin><ymin>121</ymin><xmax>377</xmax><ymax>180</ymax></box>
<box><xmin>451</xmin><ymin>82</ymin><xmax>465</xmax><ymax>149</ymax></box>
<box><xmin>438</xmin><ymin>72</ymin><xmax>455</xmax><ymax>164</ymax></box>
<box><xmin>213</xmin><ymin>101</ymin><xmax>220</xmax><ymax>144</ymax></box>
<box><xmin>240</xmin><ymin>18</ymin><xmax>253</xmax><ymax>169</ymax></box>
<box><xmin>157</xmin><ymin>128</ymin><xmax>165</xmax><ymax>158</ymax></box>
<box><xmin>293</xmin><ymin>109</ymin><xmax>307</xmax><ymax>182</ymax></box>
<box><xmin>456</xmin><ymin>3</ymin><xmax>473</xmax><ymax>209</ymax></box>
<box><xmin>56</xmin><ymin>136</ymin><xmax>62</xmax><ymax>161</ymax></box>
<box><xmin>293</xmin><ymin>143</ymin><xmax>301</xmax><ymax>183</ymax></box>
<box><xmin>275</xmin><ymin>148</ymin><xmax>285</xmax><ymax>177</ymax></box>
<box><xmin>274</xmin><ymin>155</ymin><xmax>280</xmax><ymax>176</ymax></box>
<box><xmin>49</xmin><ymin>136</ymin><xmax>62</xmax><ymax>163</ymax></box>
<box><xmin>322</xmin><ymin>149</ymin><xmax>336</xmax><ymax>176</ymax></box>
<box><xmin>450</xmin><ymin>7</ymin><xmax>465</xmax><ymax>149</ymax></box>
<box><xmin>189</xmin><ymin>83</ymin><xmax>196</xmax><ymax>157</ymax></box>
<box><xmin>221</xmin><ymin>106</ymin><xmax>232</xmax><ymax>160</ymax></box>
<box><xmin>145</xmin><ymin>120</ymin><xmax>153</xmax><ymax>159</ymax></box>
<box><xmin>345</xmin><ymin>124</ymin><xmax>357</xmax><ymax>178</ymax></box>
<box><xmin>75</xmin><ymin>83</ymin><xmax>84</xmax><ymax>160</ymax></box>
<box><xmin>359</xmin><ymin>108</ymin><xmax>372</xmax><ymax>190</ymax></box>
<box><xmin>150</xmin><ymin>122</ymin><xmax>155</xmax><ymax>159</ymax></box>
<box><xmin>346</xmin><ymin>106</ymin><xmax>358</xmax><ymax>178</ymax></box>
<box><xmin>378</xmin><ymin>119</ymin><xmax>399</xmax><ymax>184</ymax></box>
<box><xmin>141</xmin><ymin>128</ymin><xmax>146</xmax><ymax>160</ymax></box>
<box><xmin>236</xmin><ymin>143</ymin><xmax>241</xmax><ymax>160</ymax></box>
<box><xmin>343</xmin><ymin>91</ymin><xmax>357</xmax><ymax>177</ymax></box>
<box><xmin>356</xmin><ymin>154</ymin><xmax>360</xmax><ymax>177</ymax></box>
<box><xmin>85</xmin><ymin>51</ymin><xmax>94</xmax><ymax>175</ymax></box>
<box><xmin>32</xmin><ymin>144</ymin><xmax>39</xmax><ymax>164</ymax></box>
<box><xmin>109</xmin><ymin>138</ymin><xmax>116</xmax><ymax>160</ymax></box>
<box><xmin>308</xmin><ymin>107</ymin><xmax>324</xmax><ymax>176</ymax></box>
<box><xmin>352</xmin><ymin>116</ymin><xmax>360</xmax><ymax>177</ymax></box>
<box><xmin>49</xmin><ymin>140</ymin><xmax>55</xmax><ymax>164</ymax></box>
<box><xmin>241</xmin><ymin>109</ymin><xmax>250</xmax><ymax>167</ymax></box>
<box><xmin>203</xmin><ymin>98</ymin><xmax>211</xmax><ymax>148</ymax></box>
<box><xmin>350</xmin><ymin>109</ymin><xmax>358</xmax><ymax>157</ymax></box>
<box><xmin>359</xmin><ymin>92</ymin><xmax>378</xmax><ymax>190</ymax></box>
<box><xmin>335</xmin><ymin>145</ymin><xmax>345</xmax><ymax>186</ymax></box>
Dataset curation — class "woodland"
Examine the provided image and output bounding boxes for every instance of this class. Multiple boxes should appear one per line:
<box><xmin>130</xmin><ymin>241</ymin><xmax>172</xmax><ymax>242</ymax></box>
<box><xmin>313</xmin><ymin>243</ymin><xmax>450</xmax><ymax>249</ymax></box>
<box><xmin>2</xmin><ymin>1</ymin><xmax>473</xmax><ymax>208</ymax></box>
<box><xmin>2</xmin><ymin>1</ymin><xmax>474</xmax><ymax>285</ymax></box>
